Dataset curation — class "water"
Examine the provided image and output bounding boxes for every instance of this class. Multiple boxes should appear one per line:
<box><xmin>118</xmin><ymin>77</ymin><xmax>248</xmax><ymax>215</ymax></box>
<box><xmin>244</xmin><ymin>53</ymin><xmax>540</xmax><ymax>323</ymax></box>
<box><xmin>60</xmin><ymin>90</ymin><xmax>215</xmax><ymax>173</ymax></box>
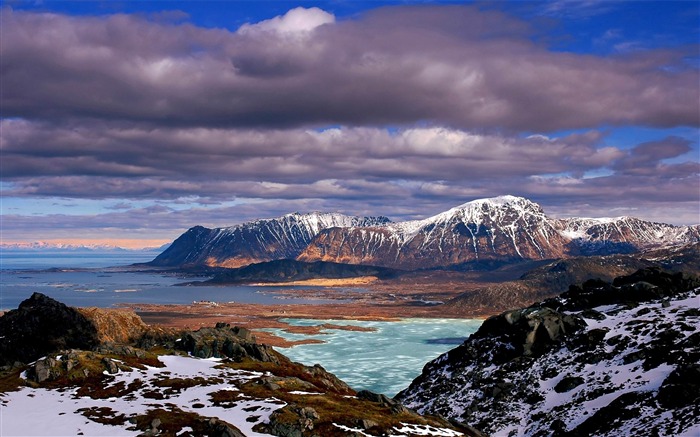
<box><xmin>265</xmin><ymin>317</ymin><xmax>483</xmax><ymax>396</ymax></box>
<box><xmin>0</xmin><ymin>251</ymin><xmax>158</xmax><ymax>270</ymax></box>
<box><xmin>0</xmin><ymin>253</ymin><xmax>341</xmax><ymax>310</ymax></box>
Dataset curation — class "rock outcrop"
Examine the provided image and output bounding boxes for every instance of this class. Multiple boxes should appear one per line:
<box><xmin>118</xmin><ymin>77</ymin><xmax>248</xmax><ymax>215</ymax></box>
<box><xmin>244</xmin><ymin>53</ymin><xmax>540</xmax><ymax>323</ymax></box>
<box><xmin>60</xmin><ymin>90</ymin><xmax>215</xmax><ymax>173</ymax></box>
<box><xmin>445</xmin><ymin>244</ymin><xmax>700</xmax><ymax>314</ymax></box>
<box><xmin>178</xmin><ymin>323</ymin><xmax>281</xmax><ymax>364</ymax></box>
<box><xmin>396</xmin><ymin>268</ymin><xmax>700</xmax><ymax>436</ymax></box>
<box><xmin>0</xmin><ymin>292</ymin><xmax>100</xmax><ymax>367</ymax></box>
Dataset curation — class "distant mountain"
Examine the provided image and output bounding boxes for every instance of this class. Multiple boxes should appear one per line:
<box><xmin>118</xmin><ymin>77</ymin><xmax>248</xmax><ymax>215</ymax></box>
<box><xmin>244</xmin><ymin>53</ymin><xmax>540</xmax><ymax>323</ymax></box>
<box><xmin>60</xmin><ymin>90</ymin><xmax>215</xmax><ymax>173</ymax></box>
<box><xmin>396</xmin><ymin>268</ymin><xmax>700</xmax><ymax>436</ymax></box>
<box><xmin>1</xmin><ymin>242</ymin><xmax>168</xmax><ymax>252</ymax></box>
<box><xmin>204</xmin><ymin>259</ymin><xmax>403</xmax><ymax>284</ymax></box>
<box><xmin>148</xmin><ymin>212</ymin><xmax>391</xmax><ymax>268</ymax></box>
<box><xmin>149</xmin><ymin>196</ymin><xmax>699</xmax><ymax>270</ymax></box>
<box><xmin>557</xmin><ymin>216</ymin><xmax>700</xmax><ymax>255</ymax></box>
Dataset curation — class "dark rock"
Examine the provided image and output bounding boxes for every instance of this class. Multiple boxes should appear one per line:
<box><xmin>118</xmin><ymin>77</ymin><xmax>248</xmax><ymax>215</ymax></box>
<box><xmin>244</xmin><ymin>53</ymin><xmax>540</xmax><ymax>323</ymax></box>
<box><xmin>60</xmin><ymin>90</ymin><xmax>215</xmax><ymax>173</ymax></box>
<box><xmin>357</xmin><ymin>390</ymin><xmax>412</xmax><ymax>415</ymax></box>
<box><xmin>474</xmin><ymin>306</ymin><xmax>585</xmax><ymax>360</ymax></box>
<box><xmin>657</xmin><ymin>364</ymin><xmax>700</xmax><ymax>408</ymax></box>
<box><xmin>554</xmin><ymin>376</ymin><xmax>585</xmax><ymax>393</ymax></box>
<box><xmin>205</xmin><ymin>418</ymin><xmax>246</xmax><ymax>437</ymax></box>
<box><xmin>569</xmin><ymin>391</ymin><xmax>649</xmax><ymax>436</ymax></box>
<box><xmin>0</xmin><ymin>293</ymin><xmax>99</xmax><ymax>366</ymax></box>
<box><xmin>580</xmin><ymin>309</ymin><xmax>606</xmax><ymax>320</ymax></box>
<box><xmin>265</xmin><ymin>404</ymin><xmax>320</xmax><ymax>437</ymax></box>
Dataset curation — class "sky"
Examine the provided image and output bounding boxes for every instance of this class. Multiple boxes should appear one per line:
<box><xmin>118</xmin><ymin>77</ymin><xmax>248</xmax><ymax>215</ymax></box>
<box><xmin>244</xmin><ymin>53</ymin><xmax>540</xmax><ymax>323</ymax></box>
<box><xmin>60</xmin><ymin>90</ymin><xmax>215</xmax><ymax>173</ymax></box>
<box><xmin>1</xmin><ymin>0</ymin><xmax>699</xmax><ymax>248</ymax></box>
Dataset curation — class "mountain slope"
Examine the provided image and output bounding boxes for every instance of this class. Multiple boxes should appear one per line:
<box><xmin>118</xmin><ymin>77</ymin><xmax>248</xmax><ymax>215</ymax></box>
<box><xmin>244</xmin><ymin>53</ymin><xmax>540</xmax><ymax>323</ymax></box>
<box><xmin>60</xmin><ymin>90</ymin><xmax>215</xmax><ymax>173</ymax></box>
<box><xmin>148</xmin><ymin>212</ymin><xmax>390</xmax><ymax>268</ymax></box>
<box><xmin>396</xmin><ymin>268</ymin><xmax>700</xmax><ymax>436</ymax></box>
<box><xmin>558</xmin><ymin>216</ymin><xmax>700</xmax><ymax>255</ymax></box>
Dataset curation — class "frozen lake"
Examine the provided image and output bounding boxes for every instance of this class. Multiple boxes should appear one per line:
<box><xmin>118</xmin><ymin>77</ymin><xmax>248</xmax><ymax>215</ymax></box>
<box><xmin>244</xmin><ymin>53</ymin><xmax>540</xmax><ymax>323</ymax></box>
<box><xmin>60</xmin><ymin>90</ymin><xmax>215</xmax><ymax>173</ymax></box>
<box><xmin>265</xmin><ymin>317</ymin><xmax>482</xmax><ymax>396</ymax></box>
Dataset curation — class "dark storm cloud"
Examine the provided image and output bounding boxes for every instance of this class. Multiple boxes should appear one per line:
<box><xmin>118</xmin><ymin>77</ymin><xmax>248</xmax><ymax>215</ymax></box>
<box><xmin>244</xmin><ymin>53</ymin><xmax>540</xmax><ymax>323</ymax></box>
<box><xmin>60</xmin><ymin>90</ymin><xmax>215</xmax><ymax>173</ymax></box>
<box><xmin>2</xmin><ymin>119</ymin><xmax>628</xmax><ymax>199</ymax></box>
<box><xmin>612</xmin><ymin>136</ymin><xmax>693</xmax><ymax>175</ymax></box>
<box><xmin>2</xmin><ymin>6</ymin><xmax>698</xmax><ymax>131</ymax></box>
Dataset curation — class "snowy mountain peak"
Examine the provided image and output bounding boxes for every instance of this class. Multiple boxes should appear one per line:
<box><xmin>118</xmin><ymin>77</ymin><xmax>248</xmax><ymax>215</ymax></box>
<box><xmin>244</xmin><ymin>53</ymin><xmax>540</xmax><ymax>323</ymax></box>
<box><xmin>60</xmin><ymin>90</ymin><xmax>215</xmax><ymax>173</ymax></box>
<box><xmin>413</xmin><ymin>195</ymin><xmax>547</xmax><ymax>233</ymax></box>
<box><xmin>456</xmin><ymin>194</ymin><xmax>534</xmax><ymax>209</ymax></box>
<box><xmin>150</xmin><ymin>211</ymin><xmax>391</xmax><ymax>268</ymax></box>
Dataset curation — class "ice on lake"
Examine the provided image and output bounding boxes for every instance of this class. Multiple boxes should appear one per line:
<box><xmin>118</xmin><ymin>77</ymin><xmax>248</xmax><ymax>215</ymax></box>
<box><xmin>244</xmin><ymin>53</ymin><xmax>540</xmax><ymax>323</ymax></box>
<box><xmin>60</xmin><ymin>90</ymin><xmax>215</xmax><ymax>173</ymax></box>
<box><xmin>265</xmin><ymin>317</ymin><xmax>483</xmax><ymax>396</ymax></box>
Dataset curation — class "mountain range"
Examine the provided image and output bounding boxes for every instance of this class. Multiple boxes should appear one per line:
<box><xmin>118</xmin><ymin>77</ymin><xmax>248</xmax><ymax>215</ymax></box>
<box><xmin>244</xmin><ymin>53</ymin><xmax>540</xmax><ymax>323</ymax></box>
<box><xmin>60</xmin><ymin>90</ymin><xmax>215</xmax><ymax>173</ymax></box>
<box><xmin>1</xmin><ymin>242</ymin><xmax>169</xmax><ymax>252</ymax></box>
<box><xmin>148</xmin><ymin>196</ymin><xmax>699</xmax><ymax>271</ymax></box>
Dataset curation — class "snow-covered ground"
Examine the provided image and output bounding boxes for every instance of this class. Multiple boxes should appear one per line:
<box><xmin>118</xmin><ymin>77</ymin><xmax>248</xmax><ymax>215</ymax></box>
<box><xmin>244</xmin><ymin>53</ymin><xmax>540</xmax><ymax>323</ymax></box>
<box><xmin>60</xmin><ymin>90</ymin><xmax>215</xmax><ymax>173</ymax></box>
<box><xmin>400</xmin><ymin>289</ymin><xmax>700</xmax><ymax>436</ymax></box>
<box><xmin>0</xmin><ymin>355</ymin><xmax>283</xmax><ymax>436</ymax></box>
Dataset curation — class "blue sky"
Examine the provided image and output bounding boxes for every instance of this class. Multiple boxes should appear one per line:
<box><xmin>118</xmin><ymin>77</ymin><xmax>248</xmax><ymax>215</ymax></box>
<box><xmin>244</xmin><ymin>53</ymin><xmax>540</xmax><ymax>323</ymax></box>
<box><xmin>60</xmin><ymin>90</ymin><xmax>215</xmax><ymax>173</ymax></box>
<box><xmin>1</xmin><ymin>0</ymin><xmax>698</xmax><ymax>246</ymax></box>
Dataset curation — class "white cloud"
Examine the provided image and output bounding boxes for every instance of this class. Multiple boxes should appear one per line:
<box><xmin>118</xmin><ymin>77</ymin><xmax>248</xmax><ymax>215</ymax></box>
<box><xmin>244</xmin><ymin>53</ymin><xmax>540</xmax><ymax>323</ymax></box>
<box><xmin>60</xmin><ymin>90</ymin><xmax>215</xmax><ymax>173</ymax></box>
<box><xmin>238</xmin><ymin>7</ymin><xmax>335</xmax><ymax>35</ymax></box>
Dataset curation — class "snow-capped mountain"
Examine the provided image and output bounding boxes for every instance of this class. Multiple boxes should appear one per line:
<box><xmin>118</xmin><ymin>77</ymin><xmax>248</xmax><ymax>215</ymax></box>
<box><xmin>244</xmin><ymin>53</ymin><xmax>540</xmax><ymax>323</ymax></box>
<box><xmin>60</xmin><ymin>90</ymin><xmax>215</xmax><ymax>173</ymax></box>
<box><xmin>149</xmin><ymin>212</ymin><xmax>391</xmax><ymax>268</ymax></box>
<box><xmin>150</xmin><ymin>196</ymin><xmax>699</xmax><ymax>269</ymax></box>
<box><xmin>298</xmin><ymin>195</ymin><xmax>571</xmax><ymax>269</ymax></box>
<box><xmin>557</xmin><ymin>216</ymin><xmax>700</xmax><ymax>255</ymax></box>
<box><xmin>396</xmin><ymin>268</ymin><xmax>700</xmax><ymax>436</ymax></box>
<box><xmin>299</xmin><ymin>196</ymin><xmax>699</xmax><ymax>269</ymax></box>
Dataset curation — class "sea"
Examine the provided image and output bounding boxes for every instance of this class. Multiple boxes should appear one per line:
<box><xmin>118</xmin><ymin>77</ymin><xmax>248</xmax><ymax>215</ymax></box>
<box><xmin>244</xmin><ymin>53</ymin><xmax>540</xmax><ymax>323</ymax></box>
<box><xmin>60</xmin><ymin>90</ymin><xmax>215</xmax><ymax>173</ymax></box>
<box><xmin>0</xmin><ymin>251</ymin><xmax>343</xmax><ymax>310</ymax></box>
<box><xmin>0</xmin><ymin>251</ymin><xmax>481</xmax><ymax>395</ymax></box>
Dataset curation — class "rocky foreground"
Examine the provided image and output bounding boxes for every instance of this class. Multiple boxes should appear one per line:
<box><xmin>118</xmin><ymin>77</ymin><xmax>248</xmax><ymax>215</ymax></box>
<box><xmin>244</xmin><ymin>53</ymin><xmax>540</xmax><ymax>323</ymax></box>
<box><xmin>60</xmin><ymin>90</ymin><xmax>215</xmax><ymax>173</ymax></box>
<box><xmin>0</xmin><ymin>293</ymin><xmax>473</xmax><ymax>437</ymax></box>
<box><xmin>396</xmin><ymin>268</ymin><xmax>700</xmax><ymax>436</ymax></box>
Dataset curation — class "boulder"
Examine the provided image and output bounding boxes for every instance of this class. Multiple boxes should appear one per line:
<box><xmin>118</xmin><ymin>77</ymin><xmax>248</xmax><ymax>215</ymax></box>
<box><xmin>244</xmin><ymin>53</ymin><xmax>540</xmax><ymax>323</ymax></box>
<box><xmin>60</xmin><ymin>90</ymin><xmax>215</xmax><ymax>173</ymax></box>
<box><xmin>265</xmin><ymin>404</ymin><xmax>320</xmax><ymax>437</ymax></box>
<box><xmin>357</xmin><ymin>390</ymin><xmax>411</xmax><ymax>415</ymax></box>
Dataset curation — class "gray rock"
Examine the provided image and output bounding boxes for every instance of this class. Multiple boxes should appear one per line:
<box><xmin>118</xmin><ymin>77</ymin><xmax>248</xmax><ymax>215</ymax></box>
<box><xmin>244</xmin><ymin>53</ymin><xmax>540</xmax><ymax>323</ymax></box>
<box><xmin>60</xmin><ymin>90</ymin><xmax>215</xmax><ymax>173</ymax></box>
<box><xmin>32</xmin><ymin>357</ymin><xmax>59</xmax><ymax>383</ymax></box>
<box><xmin>357</xmin><ymin>419</ymin><xmax>378</xmax><ymax>430</ymax></box>
<box><xmin>102</xmin><ymin>357</ymin><xmax>119</xmax><ymax>374</ymax></box>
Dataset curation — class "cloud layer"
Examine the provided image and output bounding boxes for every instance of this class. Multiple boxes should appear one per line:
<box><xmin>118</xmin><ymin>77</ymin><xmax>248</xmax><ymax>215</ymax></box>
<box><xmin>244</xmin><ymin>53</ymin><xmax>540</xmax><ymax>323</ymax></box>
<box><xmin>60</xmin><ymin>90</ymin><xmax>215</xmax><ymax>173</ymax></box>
<box><xmin>1</xmin><ymin>4</ymin><xmax>698</xmax><ymax>242</ymax></box>
<box><xmin>3</xmin><ymin>6</ymin><xmax>698</xmax><ymax>131</ymax></box>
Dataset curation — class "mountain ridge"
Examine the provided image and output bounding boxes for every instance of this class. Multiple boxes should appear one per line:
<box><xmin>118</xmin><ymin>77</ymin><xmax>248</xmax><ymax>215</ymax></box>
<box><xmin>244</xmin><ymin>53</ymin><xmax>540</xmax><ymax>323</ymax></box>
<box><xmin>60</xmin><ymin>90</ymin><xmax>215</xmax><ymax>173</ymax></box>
<box><xmin>148</xmin><ymin>196</ymin><xmax>699</xmax><ymax>270</ymax></box>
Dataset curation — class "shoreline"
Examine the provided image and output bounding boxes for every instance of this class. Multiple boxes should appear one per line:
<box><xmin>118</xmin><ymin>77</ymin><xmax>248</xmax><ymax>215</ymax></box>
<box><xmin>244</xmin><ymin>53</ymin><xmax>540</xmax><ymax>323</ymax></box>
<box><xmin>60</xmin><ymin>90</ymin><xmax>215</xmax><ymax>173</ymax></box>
<box><xmin>127</xmin><ymin>300</ymin><xmax>488</xmax><ymax>348</ymax></box>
